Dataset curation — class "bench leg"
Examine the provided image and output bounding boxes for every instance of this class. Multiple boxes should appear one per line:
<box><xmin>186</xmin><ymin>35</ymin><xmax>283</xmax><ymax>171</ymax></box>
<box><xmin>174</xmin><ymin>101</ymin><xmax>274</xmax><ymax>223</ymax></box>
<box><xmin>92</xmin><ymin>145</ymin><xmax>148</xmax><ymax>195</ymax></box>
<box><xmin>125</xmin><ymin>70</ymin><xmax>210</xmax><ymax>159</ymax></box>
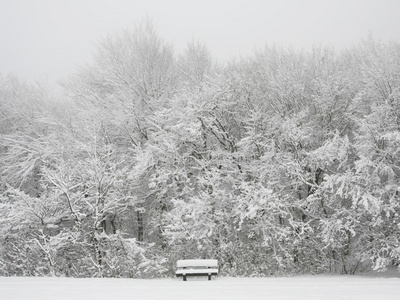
<box><xmin>208</xmin><ymin>274</ymin><xmax>211</xmax><ymax>281</ymax></box>
<box><xmin>183</xmin><ymin>275</ymin><xmax>187</xmax><ymax>281</ymax></box>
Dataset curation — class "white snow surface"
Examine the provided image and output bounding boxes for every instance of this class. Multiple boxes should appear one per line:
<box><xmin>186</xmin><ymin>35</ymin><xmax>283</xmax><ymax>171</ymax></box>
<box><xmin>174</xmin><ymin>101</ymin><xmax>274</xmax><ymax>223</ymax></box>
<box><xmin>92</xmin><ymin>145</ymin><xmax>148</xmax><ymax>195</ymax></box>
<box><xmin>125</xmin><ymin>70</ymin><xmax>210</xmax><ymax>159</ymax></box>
<box><xmin>1</xmin><ymin>275</ymin><xmax>400</xmax><ymax>300</ymax></box>
<box><xmin>177</xmin><ymin>259</ymin><xmax>218</xmax><ymax>268</ymax></box>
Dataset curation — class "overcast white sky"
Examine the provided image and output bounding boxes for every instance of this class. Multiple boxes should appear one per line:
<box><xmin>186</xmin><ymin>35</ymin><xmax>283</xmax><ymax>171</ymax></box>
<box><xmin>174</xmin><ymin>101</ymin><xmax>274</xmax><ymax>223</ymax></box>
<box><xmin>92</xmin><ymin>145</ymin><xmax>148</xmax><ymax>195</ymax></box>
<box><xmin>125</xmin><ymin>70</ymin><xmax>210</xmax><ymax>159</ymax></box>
<box><xmin>1</xmin><ymin>0</ymin><xmax>400</xmax><ymax>84</ymax></box>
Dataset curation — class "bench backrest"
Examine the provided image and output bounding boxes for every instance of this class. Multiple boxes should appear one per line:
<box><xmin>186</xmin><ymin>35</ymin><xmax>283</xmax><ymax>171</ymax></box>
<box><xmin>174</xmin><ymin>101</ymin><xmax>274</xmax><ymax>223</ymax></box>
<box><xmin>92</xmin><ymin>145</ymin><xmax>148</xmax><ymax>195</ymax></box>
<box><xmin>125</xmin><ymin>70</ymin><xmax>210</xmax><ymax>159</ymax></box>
<box><xmin>177</xmin><ymin>259</ymin><xmax>218</xmax><ymax>268</ymax></box>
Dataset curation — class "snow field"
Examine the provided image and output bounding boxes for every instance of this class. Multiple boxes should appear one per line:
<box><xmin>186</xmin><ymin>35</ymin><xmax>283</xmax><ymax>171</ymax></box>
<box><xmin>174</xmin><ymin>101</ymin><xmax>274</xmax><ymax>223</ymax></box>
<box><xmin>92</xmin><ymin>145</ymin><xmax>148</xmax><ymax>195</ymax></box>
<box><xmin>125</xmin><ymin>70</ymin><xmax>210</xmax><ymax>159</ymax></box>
<box><xmin>1</xmin><ymin>276</ymin><xmax>400</xmax><ymax>300</ymax></box>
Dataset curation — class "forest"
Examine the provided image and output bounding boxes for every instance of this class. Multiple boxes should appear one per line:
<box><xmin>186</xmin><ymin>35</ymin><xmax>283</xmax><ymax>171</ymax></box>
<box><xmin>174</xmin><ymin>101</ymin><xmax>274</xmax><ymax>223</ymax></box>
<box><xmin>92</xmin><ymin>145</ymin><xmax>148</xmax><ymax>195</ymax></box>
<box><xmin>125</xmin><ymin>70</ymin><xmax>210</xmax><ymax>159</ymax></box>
<box><xmin>1</xmin><ymin>22</ymin><xmax>400</xmax><ymax>278</ymax></box>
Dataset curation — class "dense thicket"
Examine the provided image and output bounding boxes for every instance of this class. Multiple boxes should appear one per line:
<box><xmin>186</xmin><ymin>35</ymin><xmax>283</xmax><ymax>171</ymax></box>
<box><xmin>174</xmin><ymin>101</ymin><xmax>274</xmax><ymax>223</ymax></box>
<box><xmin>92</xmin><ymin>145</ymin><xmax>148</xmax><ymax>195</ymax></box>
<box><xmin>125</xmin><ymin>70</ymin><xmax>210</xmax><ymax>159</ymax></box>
<box><xmin>1</xmin><ymin>24</ymin><xmax>400</xmax><ymax>277</ymax></box>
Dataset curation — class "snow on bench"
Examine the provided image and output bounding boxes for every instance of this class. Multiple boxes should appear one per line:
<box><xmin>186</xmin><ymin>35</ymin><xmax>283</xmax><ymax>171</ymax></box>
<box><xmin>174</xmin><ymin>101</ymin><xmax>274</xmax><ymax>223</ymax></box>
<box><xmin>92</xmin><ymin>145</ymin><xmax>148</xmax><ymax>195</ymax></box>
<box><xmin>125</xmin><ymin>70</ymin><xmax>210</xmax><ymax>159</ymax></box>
<box><xmin>176</xmin><ymin>259</ymin><xmax>219</xmax><ymax>281</ymax></box>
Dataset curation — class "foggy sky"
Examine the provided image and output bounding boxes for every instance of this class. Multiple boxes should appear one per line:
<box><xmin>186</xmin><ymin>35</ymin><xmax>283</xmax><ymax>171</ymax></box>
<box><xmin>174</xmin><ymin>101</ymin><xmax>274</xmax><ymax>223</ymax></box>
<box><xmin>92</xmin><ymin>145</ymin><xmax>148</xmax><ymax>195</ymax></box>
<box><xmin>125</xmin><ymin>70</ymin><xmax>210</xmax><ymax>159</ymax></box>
<box><xmin>1</xmin><ymin>0</ymin><xmax>400</xmax><ymax>84</ymax></box>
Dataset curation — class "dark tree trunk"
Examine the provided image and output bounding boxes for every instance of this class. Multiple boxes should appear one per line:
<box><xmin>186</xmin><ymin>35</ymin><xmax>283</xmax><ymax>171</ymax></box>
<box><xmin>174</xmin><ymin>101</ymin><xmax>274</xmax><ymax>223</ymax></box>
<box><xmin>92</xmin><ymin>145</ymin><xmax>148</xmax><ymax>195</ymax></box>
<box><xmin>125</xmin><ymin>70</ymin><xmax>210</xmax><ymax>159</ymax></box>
<box><xmin>137</xmin><ymin>211</ymin><xmax>144</xmax><ymax>242</ymax></box>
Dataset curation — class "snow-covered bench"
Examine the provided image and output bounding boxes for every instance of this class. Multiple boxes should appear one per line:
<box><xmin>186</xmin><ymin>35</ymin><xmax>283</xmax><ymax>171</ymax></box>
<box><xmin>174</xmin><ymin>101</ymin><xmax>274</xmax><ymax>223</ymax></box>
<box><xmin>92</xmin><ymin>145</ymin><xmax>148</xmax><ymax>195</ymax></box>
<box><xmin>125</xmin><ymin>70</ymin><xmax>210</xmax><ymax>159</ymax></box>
<box><xmin>175</xmin><ymin>259</ymin><xmax>219</xmax><ymax>281</ymax></box>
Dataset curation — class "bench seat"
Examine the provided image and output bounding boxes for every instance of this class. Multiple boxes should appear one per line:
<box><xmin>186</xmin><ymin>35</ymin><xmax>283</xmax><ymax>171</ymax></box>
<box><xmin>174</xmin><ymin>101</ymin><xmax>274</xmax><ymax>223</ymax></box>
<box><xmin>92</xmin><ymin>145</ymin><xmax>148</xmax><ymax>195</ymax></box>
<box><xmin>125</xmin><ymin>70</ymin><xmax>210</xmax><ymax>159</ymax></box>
<box><xmin>176</xmin><ymin>259</ymin><xmax>219</xmax><ymax>281</ymax></box>
<box><xmin>176</xmin><ymin>268</ymin><xmax>219</xmax><ymax>275</ymax></box>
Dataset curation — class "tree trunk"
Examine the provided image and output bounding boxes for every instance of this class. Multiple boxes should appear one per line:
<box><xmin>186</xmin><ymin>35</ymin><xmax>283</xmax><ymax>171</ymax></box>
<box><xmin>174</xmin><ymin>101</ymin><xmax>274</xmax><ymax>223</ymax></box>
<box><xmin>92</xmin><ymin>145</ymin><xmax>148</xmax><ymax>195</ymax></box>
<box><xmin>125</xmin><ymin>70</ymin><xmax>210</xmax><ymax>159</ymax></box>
<box><xmin>137</xmin><ymin>211</ymin><xmax>144</xmax><ymax>242</ymax></box>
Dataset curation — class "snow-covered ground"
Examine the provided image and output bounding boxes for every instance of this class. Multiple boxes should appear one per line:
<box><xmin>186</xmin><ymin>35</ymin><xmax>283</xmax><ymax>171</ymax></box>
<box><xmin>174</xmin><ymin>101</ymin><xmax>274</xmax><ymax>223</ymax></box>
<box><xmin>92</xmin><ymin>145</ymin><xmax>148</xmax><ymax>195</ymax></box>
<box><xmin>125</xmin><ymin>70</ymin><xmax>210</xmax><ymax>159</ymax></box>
<box><xmin>1</xmin><ymin>275</ymin><xmax>399</xmax><ymax>300</ymax></box>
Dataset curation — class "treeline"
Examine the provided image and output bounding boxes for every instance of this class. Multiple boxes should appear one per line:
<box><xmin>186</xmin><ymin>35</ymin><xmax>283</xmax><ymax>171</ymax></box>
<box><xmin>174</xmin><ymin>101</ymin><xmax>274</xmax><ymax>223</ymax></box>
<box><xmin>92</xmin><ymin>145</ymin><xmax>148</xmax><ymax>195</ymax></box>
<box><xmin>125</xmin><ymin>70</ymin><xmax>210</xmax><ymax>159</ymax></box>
<box><xmin>1</xmin><ymin>22</ymin><xmax>400</xmax><ymax>277</ymax></box>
